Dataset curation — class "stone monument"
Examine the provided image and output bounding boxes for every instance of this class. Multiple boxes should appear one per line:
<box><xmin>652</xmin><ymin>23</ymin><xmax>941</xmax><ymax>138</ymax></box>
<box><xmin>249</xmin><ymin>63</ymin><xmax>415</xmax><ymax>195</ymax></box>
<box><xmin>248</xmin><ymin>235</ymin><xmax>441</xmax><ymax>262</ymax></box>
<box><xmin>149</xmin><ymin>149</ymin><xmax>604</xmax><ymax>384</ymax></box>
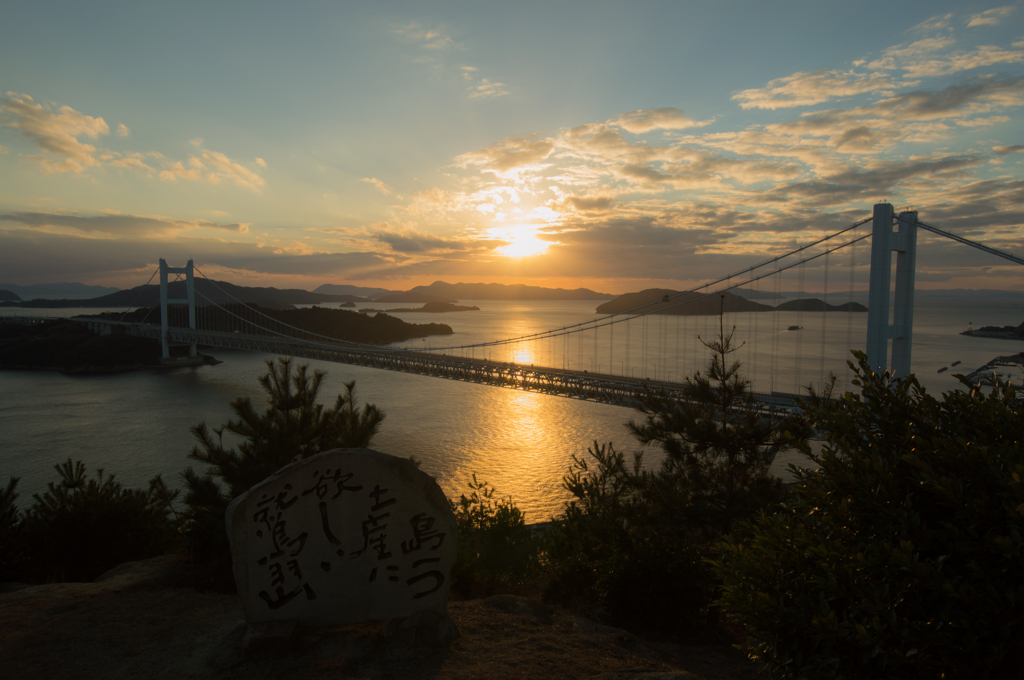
<box><xmin>226</xmin><ymin>449</ymin><xmax>457</xmax><ymax>626</ymax></box>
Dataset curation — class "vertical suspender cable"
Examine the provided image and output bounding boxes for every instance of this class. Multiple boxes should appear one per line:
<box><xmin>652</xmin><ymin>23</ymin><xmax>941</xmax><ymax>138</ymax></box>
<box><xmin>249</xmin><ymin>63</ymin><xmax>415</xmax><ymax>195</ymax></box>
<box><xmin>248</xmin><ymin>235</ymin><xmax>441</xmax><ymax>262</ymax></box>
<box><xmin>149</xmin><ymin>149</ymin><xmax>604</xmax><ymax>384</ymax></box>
<box><xmin>820</xmin><ymin>250</ymin><xmax>830</xmax><ymax>394</ymax></box>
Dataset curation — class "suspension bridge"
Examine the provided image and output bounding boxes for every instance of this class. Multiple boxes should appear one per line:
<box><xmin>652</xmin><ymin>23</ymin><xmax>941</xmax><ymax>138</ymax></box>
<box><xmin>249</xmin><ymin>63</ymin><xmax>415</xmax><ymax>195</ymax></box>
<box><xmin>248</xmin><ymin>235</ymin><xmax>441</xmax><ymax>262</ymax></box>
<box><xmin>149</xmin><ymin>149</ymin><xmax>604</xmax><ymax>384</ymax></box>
<box><xmin>70</xmin><ymin>204</ymin><xmax>1024</xmax><ymax>411</ymax></box>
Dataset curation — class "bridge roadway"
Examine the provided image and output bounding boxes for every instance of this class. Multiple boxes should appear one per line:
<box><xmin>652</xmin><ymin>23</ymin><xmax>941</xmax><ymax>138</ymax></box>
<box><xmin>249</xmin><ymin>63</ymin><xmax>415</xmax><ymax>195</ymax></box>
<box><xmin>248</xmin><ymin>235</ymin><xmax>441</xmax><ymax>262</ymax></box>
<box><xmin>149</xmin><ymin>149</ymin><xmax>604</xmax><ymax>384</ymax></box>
<box><xmin>5</xmin><ymin>315</ymin><xmax>802</xmax><ymax>415</ymax></box>
<box><xmin>89</xmin><ymin>320</ymin><xmax>797</xmax><ymax>416</ymax></box>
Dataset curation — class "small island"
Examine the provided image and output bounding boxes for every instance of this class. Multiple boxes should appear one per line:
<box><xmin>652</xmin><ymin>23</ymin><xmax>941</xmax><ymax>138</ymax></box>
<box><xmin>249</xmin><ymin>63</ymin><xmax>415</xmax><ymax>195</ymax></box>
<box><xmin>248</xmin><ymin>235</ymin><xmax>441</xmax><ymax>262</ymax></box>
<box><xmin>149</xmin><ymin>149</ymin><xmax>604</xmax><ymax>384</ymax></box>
<box><xmin>961</xmin><ymin>321</ymin><xmax>1024</xmax><ymax>339</ymax></box>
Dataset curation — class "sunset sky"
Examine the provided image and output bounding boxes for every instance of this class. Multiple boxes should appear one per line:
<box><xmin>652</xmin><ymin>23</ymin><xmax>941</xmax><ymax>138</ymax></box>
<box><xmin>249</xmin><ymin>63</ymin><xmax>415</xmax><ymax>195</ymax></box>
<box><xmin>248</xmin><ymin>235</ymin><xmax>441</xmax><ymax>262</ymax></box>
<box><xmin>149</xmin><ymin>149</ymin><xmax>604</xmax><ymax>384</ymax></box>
<box><xmin>2</xmin><ymin>1</ymin><xmax>1024</xmax><ymax>293</ymax></box>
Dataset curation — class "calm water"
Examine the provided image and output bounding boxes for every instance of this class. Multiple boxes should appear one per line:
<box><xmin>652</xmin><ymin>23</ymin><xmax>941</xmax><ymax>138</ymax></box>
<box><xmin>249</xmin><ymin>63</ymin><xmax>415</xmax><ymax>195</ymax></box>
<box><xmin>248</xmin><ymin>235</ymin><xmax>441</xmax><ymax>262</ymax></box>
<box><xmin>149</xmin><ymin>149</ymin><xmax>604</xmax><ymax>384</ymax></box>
<box><xmin>2</xmin><ymin>297</ymin><xmax>1023</xmax><ymax>520</ymax></box>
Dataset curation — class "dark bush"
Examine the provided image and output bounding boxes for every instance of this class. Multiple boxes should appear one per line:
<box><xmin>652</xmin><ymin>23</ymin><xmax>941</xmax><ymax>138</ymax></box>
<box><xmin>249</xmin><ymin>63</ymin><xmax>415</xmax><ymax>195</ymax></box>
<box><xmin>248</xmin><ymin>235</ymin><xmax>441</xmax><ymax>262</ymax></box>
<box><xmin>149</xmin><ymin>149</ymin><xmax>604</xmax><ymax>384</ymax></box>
<box><xmin>182</xmin><ymin>357</ymin><xmax>385</xmax><ymax>590</ymax></box>
<box><xmin>0</xmin><ymin>476</ymin><xmax>26</xmax><ymax>581</ymax></box>
<box><xmin>544</xmin><ymin>320</ymin><xmax>802</xmax><ymax>634</ymax></box>
<box><xmin>18</xmin><ymin>460</ymin><xmax>178</xmax><ymax>583</ymax></box>
<box><xmin>714</xmin><ymin>353</ymin><xmax>1024</xmax><ymax>679</ymax></box>
<box><xmin>543</xmin><ymin>442</ymin><xmax>720</xmax><ymax>633</ymax></box>
<box><xmin>450</xmin><ymin>475</ymin><xmax>539</xmax><ymax>598</ymax></box>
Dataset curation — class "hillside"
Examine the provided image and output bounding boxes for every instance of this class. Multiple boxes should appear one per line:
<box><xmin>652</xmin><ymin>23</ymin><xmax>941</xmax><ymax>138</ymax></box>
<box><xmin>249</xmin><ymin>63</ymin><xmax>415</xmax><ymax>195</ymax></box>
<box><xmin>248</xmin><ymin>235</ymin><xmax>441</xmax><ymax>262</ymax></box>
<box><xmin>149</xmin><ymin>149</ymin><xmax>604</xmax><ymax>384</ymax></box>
<box><xmin>0</xmin><ymin>282</ymin><xmax>120</xmax><ymax>300</ymax></box>
<box><xmin>7</xmin><ymin>280</ymin><xmax>363</xmax><ymax>308</ymax></box>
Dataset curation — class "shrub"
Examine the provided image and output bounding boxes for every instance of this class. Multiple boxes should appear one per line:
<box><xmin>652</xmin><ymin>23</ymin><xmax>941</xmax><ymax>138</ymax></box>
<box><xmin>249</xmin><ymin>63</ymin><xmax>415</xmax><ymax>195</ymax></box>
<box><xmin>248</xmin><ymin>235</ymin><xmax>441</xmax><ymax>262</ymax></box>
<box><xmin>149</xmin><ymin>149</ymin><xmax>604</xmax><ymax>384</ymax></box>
<box><xmin>543</xmin><ymin>442</ymin><xmax>720</xmax><ymax>632</ymax></box>
<box><xmin>0</xmin><ymin>477</ymin><xmax>26</xmax><ymax>581</ymax></box>
<box><xmin>182</xmin><ymin>357</ymin><xmax>385</xmax><ymax>589</ymax></box>
<box><xmin>544</xmin><ymin>318</ymin><xmax>804</xmax><ymax>633</ymax></box>
<box><xmin>450</xmin><ymin>475</ymin><xmax>539</xmax><ymax>598</ymax></box>
<box><xmin>714</xmin><ymin>353</ymin><xmax>1024</xmax><ymax>679</ymax></box>
<box><xmin>18</xmin><ymin>460</ymin><xmax>178</xmax><ymax>583</ymax></box>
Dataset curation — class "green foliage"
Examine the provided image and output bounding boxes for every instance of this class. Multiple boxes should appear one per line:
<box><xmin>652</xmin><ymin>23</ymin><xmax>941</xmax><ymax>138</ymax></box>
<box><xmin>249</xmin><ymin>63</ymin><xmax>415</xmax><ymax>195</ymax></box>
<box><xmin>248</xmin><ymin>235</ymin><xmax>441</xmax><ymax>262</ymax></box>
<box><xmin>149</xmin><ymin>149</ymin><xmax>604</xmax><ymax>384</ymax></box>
<box><xmin>0</xmin><ymin>476</ymin><xmax>26</xmax><ymax>581</ymax></box>
<box><xmin>714</xmin><ymin>352</ymin><xmax>1024</xmax><ymax>679</ymax></box>
<box><xmin>450</xmin><ymin>475</ymin><xmax>539</xmax><ymax>598</ymax></box>
<box><xmin>544</xmin><ymin>317</ymin><xmax>802</xmax><ymax>633</ymax></box>
<box><xmin>543</xmin><ymin>442</ymin><xmax>721</xmax><ymax>632</ymax></box>
<box><xmin>182</xmin><ymin>357</ymin><xmax>385</xmax><ymax>589</ymax></box>
<box><xmin>16</xmin><ymin>460</ymin><xmax>178</xmax><ymax>583</ymax></box>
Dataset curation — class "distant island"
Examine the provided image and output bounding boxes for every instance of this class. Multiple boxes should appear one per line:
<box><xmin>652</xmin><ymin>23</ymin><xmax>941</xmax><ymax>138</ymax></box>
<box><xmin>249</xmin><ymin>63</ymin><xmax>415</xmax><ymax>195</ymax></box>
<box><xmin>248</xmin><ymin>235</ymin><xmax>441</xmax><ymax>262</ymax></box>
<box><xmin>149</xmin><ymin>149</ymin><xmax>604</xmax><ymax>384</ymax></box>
<box><xmin>961</xmin><ymin>322</ymin><xmax>1024</xmax><ymax>340</ymax></box>
<box><xmin>0</xmin><ymin>303</ymin><xmax>455</xmax><ymax>373</ymax></box>
<box><xmin>596</xmin><ymin>289</ymin><xmax>867</xmax><ymax>316</ymax></box>
<box><xmin>86</xmin><ymin>304</ymin><xmax>453</xmax><ymax>346</ymax></box>
<box><xmin>360</xmin><ymin>302</ymin><xmax>480</xmax><ymax>314</ymax></box>
<box><xmin>374</xmin><ymin>292</ymin><xmax>458</xmax><ymax>304</ymax></box>
<box><xmin>0</xmin><ymin>320</ymin><xmax>165</xmax><ymax>373</ymax></box>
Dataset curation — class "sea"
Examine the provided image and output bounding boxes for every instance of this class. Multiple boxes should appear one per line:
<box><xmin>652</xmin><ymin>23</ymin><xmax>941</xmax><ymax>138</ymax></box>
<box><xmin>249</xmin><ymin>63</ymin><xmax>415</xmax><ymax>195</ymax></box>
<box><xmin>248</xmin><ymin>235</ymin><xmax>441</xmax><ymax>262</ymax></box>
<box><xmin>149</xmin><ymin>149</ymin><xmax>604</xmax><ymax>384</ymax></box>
<box><xmin>2</xmin><ymin>295</ymin><xmax>1023</xmax><ymax>520</ymax></box>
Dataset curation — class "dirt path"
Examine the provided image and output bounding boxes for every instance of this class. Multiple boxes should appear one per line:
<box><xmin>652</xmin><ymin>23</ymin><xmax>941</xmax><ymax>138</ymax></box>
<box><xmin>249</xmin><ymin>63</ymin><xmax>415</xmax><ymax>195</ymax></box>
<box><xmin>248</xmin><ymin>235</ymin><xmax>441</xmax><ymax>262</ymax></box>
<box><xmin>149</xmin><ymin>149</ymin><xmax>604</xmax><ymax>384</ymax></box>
<box><xmin>0</xmin><ymin>557</ymin><xmax>758</xmax><ymax>680</ymax></box>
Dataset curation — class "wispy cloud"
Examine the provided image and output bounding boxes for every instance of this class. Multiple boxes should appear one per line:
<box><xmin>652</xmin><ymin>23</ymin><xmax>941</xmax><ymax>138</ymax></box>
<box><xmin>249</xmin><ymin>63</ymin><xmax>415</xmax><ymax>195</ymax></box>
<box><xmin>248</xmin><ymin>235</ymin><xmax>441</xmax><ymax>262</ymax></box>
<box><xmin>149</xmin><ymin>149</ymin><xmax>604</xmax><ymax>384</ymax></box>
<box><xmin>158</xmin><ymin>145</ymin><xmax>266</xmax><ymax>191</ymax></box>
<box><xmin>0</xmin><ymin>92</ymin><xmax>109</xmax><ymax>173</ymax></box>
<box><xmin>608</xmin><ymin>108</ymin><xmax>713</xmax><ymax>133</ymax></box>
<box><xmin>0</xmin><ymin>210</ymin><xmax>249</xmax><ymax>238</ymax></box>
<box><xmin>462</xmin><ymin>67</ymin><xmax>508</xmax><ymax>99</ymax></box>
<box><xmin>394</xmin><ymin>23</ymin><xmax>510</xmax><ymax>101</ymax></box>
<box><xmin>994</xmin><ymin>144</ymin><xmax>1024</xmax><ymax>154</ymax></box>
<box><xmin>967</xmin><ymin>5</ymin><xmax>1016</xmax><ymax>27</ymax></box>
<box><xmin>0</xmin><ymin>93</ymin><xmax>266</xmax><ymax>190</ymax></box>
<box><xmin>361</xmin><ymin>177</ymin><xmax>393</xmax><ymax>195</ymax></box>
<box><xmin>732</xmin><ymin>70</ymin><xmax>901</xmax><ymax>110</ymax></box>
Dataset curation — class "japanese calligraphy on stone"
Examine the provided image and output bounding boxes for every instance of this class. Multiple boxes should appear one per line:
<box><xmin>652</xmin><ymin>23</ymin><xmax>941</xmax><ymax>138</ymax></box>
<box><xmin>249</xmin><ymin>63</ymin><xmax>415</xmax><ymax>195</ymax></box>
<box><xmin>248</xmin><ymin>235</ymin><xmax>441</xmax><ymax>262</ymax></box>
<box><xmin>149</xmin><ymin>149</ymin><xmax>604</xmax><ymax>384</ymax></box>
<box><xmin>226</xmin><ymin>449</ymin><xmax>457</xmax><ymax>626</ymax></box>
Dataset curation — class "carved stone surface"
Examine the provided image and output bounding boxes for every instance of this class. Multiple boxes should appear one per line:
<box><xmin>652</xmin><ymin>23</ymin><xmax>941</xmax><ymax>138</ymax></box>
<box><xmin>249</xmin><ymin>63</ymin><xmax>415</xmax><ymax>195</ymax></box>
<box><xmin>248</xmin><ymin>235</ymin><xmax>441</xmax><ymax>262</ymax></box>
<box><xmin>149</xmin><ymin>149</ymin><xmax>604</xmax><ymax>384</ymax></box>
<box><xmin>226</xmin><ymin>448</ymin><xmax>457</xmax><ymax>626</ymax></box>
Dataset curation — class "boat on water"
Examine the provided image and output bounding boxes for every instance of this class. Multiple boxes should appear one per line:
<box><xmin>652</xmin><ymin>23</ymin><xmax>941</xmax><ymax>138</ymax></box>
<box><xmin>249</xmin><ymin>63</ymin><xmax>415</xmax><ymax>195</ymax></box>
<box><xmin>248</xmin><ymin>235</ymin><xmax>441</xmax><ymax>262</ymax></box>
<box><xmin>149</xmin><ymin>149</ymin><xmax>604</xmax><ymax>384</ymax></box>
<box><xmin>787</xmin><ymin>325</ymin><xmax>802</xmax><ymax>331</ymax></box>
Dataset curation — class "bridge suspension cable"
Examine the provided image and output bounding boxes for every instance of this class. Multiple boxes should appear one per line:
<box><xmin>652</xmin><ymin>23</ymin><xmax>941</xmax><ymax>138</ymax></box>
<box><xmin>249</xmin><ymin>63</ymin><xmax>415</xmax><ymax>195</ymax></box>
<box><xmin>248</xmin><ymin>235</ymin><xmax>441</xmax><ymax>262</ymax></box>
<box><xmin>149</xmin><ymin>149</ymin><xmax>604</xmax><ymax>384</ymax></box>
<box><xmin>903</xmin><ymin>215</ymin><xmax>1024</xmax><ymax>267</ymax></box>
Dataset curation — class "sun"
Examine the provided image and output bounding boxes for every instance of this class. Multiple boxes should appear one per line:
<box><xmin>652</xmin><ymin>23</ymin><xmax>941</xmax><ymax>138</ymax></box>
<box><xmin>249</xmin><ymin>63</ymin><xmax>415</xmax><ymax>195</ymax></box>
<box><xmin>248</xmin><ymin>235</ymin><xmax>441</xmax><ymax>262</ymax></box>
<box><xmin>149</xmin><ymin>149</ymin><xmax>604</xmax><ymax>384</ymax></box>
<box><xmin>493</xmin><ymin>228</ymin><xmax>553</xmax><ymax>258</ymax></box>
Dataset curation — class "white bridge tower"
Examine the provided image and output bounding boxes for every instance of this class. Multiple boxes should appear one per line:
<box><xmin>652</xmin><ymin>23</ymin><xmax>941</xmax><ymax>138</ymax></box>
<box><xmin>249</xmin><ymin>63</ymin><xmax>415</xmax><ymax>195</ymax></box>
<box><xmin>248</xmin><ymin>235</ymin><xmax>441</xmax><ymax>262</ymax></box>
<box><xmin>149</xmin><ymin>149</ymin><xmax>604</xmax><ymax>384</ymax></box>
<box><xmin>158</xmin><ymin>258</ymin><xmax>196</xmax><ymax>360</ymax></box>
<box><xmin>865</xmin><ymin>203</ymin><xmax>919</xmax><ymax>378</ymax></box>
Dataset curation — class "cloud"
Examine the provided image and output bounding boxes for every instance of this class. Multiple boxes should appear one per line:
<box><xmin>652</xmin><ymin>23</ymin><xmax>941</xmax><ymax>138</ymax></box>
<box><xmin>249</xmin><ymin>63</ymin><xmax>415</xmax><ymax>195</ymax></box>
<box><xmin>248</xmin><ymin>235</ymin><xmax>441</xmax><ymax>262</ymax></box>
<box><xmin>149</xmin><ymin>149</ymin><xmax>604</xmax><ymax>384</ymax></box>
<box><xmin>456</xmin><ymin>136</ymin><xmax>555</xmax><ymax>174</ymax></box>
<box><xmin>116</xmin><ymin>123</ymin><xmax>130</xmax><ymax>138</ymax></box>
<box><xmin>466</xmin><ymin>77</ymin><xmax>509</xmax><ymax>99</ymax></box>
<box><xmin>911</xmin><ymin>14</ymin><xmax>954</xmax><ymax>32</ymax></box>
<box><xmin>255</xmin><ymin>157</ymin><xmax>266</xmax><ymax>168</ymax></box>
<box><xmin>0</xmin><ymin>210</ymin><xmax>249</xmax><ymax>238</ymax></box>
<box><xmin>876</xmin><ymin>44</ymin><xmax>1024</xmax><ymax>78</ymax></box>
<box><xmin>373</xmin><ymin>225</ymin><xmax>481</xmax><ymax>254</ymax></box>
<box><xmin>608</xmin><ymin>108</ymin><xmax>712</xmax><ymax>133</ymax></box>
<box><xmin>994</xmin><ymin>144</ymin><xmax>1024</xmax><ymax>154</ymax></box>
<box><xmin>0</xmin><ymin>92</ymin><xmax>109</xmax><ymax>172</ymax></box>
<box><xmin>967</xmin><ymin>6</ymin><xmax>1016</xmax><ymax>27</ymax></box>
<box><xmin>732</xmin><ymin>70</ymin><xmax>900</xmax><ymax>109</ymax></box>
<box><xmin>394</xmin><ymin>22</ymin><xmax>457</xmax><ymax>51</ymax></box>
<box><xmin>158</xmin><ymin>145</ymin><xmax>266</xmax><ymax>191</ymax></box>
<box><xmin>361</xmin><ymin>177</ymin><xmax>393</xmax><ymax>195</ymax></box>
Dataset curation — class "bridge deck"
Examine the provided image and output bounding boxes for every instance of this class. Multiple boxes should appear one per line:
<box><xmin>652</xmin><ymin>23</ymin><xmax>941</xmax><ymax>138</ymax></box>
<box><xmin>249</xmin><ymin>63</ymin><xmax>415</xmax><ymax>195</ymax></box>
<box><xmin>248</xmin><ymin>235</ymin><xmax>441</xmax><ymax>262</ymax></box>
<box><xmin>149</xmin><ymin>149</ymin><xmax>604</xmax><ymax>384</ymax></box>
<box><xmin>93</xmin><ymin>320</ymin><xmax>800</xmax><ymax>415</ymax></box>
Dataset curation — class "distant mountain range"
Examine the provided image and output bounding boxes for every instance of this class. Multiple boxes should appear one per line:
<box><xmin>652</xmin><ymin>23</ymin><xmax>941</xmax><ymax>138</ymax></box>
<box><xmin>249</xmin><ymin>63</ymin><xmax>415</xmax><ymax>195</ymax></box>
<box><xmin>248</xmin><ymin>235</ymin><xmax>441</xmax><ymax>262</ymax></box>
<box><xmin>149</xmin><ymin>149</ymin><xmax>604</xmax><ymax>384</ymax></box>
<box><xmin>312</xmin><ymin>283</ymin><xmax>397</xmax><ymax>299</ymax></box>
<box><xmin>398</xmin><ymin>281</ymin><xmax>613</xmax><ymax>301</ymax></box>
<box><xmin>733</xmin><ymin>287</ymin><xmax>1024</xmax><ymax>300</ymax></box>
<box><xmin>596</xmin><ymin>289</ymin><xmax>867</xmax><ymax>315</ymax></box>
<box><xmin>0</xmin><ymin>282</ymin><xmax>121</xmax><ymax>300</ymax></box>
<box><xmin>3</xmin><ymin>279</ymin><xmax>362</xmax><ymax>309</ymax></box>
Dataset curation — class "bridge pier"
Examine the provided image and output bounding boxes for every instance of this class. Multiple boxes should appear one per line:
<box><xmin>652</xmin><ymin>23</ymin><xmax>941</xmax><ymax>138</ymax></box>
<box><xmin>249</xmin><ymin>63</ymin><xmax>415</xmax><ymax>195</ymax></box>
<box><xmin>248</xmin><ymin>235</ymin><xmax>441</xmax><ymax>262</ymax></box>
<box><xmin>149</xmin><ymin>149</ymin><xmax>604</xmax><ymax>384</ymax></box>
<box><xmin>159</xmin><ymin>258</ymin><xmax>196</xmax><ymax>360</ymax></box>
<box><xmin>866</xmin><ymin>204</ymin><xmax>918</xmax><ymax>377</ymax></box>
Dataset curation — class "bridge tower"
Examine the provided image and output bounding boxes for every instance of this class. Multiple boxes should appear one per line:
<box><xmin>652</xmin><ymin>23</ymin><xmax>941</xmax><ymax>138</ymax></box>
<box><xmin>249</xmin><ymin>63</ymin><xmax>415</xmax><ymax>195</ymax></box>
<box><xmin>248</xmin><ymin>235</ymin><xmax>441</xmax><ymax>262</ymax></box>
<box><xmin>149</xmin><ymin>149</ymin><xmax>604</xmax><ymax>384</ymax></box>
<box><xmin>159</xmin><ymin>258</ymin><xmax>196</xmax><ymax>359</ymax></box>
<box><xmin>865</xmin><ymin>203</ymin><xmax>919</xmax><ymax>377</ymax></box>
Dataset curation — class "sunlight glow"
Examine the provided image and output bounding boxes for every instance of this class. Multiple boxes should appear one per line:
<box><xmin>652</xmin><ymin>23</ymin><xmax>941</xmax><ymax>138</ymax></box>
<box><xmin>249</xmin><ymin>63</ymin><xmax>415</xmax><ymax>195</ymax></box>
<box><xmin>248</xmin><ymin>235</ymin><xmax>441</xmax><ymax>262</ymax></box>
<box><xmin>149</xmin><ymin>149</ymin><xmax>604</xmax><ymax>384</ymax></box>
<box><xmin>492</xmin><ymin>227</ymin><xmax>553</xmax><ymax>258</ymax></box>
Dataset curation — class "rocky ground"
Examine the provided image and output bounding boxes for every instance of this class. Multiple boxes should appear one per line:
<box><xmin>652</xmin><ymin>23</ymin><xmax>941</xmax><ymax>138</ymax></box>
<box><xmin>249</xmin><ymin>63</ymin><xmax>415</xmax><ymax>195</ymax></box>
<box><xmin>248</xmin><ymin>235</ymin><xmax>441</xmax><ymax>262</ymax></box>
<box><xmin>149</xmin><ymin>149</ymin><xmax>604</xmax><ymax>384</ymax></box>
<box><xmin>0</xmin><ymin>556</ymin><xmax>758</xmax><ymax>680</ymax></box>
